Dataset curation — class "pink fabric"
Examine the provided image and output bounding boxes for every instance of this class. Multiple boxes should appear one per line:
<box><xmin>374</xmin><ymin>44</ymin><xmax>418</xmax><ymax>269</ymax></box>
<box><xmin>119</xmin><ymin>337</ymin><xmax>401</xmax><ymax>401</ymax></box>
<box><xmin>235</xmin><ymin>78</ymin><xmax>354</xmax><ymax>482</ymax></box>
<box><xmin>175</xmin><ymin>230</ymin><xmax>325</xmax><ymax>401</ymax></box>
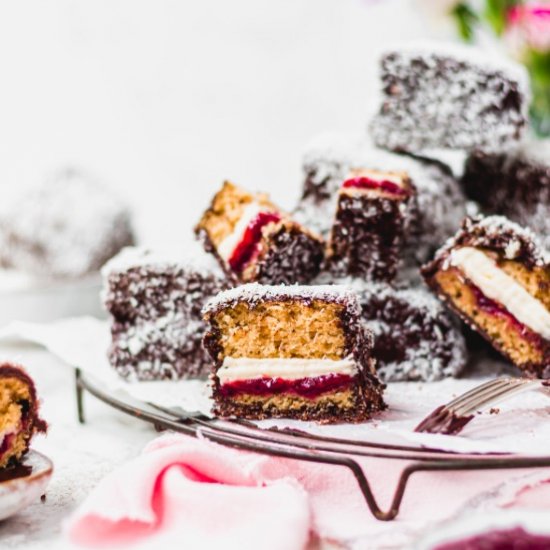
<box><xmin>66</xmin><ymin>434</ymin><xmax>310</xmax><ymax>550</ymax></box>
<box><xmin>66</xmin><ymin>433</ymin><xmax>550</xmax><ymax>549</ymax></box>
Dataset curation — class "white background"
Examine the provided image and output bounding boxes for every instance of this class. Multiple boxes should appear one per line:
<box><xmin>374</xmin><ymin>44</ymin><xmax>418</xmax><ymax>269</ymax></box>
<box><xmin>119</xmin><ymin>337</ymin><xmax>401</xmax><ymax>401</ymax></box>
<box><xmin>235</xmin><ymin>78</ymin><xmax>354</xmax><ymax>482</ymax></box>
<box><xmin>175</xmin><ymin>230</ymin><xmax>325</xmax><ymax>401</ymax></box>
<box><xmin>0</xmin><ymin>0</ymin><xmax>445</xmax><ymax>248</ymax></box>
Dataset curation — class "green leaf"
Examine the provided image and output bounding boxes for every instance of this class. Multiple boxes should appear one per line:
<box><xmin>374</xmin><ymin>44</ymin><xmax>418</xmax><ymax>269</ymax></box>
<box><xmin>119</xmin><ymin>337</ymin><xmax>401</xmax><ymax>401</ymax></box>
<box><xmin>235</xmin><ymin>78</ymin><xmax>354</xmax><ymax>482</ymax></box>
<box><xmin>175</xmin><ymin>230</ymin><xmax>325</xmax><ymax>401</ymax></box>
<box><xmin>451</xmin><ymin>3</ymin><xmax>479</xmax><ymax>42</ymax></box>
<box><xmin>524</xmin><ymin>50</ymin><xmax>550</xmax><ymax>136</ymax></box>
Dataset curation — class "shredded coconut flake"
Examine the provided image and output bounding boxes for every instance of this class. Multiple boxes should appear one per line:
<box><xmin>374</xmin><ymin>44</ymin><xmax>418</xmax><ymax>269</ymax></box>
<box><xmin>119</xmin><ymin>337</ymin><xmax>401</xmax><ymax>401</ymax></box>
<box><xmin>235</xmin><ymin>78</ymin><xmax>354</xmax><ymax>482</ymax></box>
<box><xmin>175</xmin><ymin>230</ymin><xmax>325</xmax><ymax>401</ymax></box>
<box><xmin>203</xmin><ymin>282</ymin><xmax>360</xmax><ymax>315</ymax></box>
<box><xmin>369</xmin><ymin>41</ymin><xmax>529</xmax><ymax>153</ymax></box>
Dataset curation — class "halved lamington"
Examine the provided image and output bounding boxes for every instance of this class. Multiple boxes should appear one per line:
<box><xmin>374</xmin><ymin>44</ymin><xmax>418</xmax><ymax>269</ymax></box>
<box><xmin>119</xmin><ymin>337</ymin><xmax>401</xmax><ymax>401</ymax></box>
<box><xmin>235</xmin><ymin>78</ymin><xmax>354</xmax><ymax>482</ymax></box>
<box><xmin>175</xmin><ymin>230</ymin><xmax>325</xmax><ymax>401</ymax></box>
<box><xmin>195</xmin><ymin>181</ymin><xmax>324</xmax><ymax>285</ymax></box>
<box><xmin>369</xmin><ymin>42</ymin><xmax>529</xmax><ymax>153</ymax></box>
<box><xmin>203</xmin><ymin>284</ymin><xmax>385</xmax><ymax>423</ymax></box>
<box><xmin>294</xmin><ymin>132</ymin><xmax>466</xmax><ymax>267</ymax></box>
<box><xmin>327</xmin><ymin>168</ymin><xmax>414</xmax><ymax>281</ymax></box>
<box><xmin>422</xmin><ymin>216</ymin><xmax>550</xmax><ymax>377</ymax></box>
<box><xmin>462</xmin><ymin>139</ymin><xmax>550</xmax><ymax>250</ymax></box>
<box><xmin>102</xmin><ymin>246</ymin><xmax>228</xmax><ymax>380</ymax></box>
<box><xmin>0</xmin><ymin>363</ymin><xmax>47</xmax><ymax>468</ymax></box>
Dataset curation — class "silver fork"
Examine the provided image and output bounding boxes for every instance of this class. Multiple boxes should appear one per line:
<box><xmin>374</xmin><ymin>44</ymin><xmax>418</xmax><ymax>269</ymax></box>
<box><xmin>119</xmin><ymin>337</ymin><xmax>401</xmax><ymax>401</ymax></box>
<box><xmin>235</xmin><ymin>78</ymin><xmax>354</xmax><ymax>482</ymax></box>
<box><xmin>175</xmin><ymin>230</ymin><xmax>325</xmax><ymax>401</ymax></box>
<box><xmin>415</xmin><ymin>377</ymin><xmax>545</xmax><ymax>435</ymax></box>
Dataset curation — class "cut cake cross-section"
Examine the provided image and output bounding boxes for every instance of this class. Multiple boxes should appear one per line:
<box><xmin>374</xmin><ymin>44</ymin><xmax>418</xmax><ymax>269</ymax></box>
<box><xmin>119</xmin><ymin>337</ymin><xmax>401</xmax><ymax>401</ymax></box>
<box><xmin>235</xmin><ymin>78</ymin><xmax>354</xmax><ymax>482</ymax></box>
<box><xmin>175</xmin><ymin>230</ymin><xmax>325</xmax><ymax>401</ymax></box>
<box><xmin>0</xmin><ymin>363</ymin><xmax>47</xmax><ymax>469</ymax></box>
<box><xmin>203</xmin><ymin>284</ymin><xmax>386</xmax><ymax>423</ymax></box>
<box><xmin>195</xmin><ymin>181</ymin><xmax>324</xmax><ymax>285</ymax></box>
<box><xmin>327</xmin><ymin>168</ymin><xmax>415</xmax><ymax>281</ymax></box>
<box><xmin>422</xmin><ymin>216</ymin><xmax>550</xmax><ymax>377</ymax></box>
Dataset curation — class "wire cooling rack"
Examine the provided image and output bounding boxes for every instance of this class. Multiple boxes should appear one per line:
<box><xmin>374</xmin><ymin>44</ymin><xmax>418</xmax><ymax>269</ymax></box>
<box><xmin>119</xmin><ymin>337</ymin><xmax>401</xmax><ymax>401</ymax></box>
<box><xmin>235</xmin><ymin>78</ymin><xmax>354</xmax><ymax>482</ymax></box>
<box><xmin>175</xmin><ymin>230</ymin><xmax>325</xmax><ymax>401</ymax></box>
<box><xmin>74</xmin><ymin>369</ymin><xmax>550</xmax><ymax>521</ymax></box>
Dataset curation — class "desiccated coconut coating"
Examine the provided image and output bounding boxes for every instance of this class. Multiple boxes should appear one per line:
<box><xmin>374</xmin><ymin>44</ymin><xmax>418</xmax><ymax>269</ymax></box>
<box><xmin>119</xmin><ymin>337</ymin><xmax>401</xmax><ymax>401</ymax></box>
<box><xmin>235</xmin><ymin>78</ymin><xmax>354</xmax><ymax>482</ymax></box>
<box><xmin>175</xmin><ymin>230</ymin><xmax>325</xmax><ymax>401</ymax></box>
<box><xmin>327</xmin><ymin>174</ymin><xmax>415</xmax><ymax>281</ymax></box>
<box><xmin>427</xmin><ymin>215</ymin><xmax>549</xmax><ymax>270</ymax></box>
<box><xmin>203</xmin><ymin>282</ymin><xmax>362</xmax><ymax>315</ymax></box>
<box><xmin>0</xmin><ymin>168</ymin><xmax>135</xmax><ymax>278</ymax></box>
<box><xmin>293</xmin><ymin>132</ymin><xmax>466</xmax><ymax>266</ymax></box>
<box><xmin>102</xmin><ymin>246</ymin><xmax>229</xmax><ymax>381</ymax></box>
<box><xmin>369</xmin><ymin>41</ymin><xmax>529</xmax><ymax>153</ymax></box>
<box><xmin>462</xmin><ymin>140</ymin><xmax>550</xmax><ymax>251</ymax></box>
<box><xmin>312</xmin><ymin>272</ymin><xmax>467</xmax><ymax>382</ymax></box>
<box><xmin>356</xmin><ymin>282</ymin><xmax>466</xmax><ymax>382</ymax></box>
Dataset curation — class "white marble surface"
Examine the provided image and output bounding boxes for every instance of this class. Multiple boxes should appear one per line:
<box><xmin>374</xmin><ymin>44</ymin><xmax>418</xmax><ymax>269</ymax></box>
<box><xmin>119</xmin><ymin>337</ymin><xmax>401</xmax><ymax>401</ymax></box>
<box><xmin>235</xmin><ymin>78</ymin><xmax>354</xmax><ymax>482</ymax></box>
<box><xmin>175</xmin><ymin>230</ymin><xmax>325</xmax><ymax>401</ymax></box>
<box><xmin>0</xmin><ymin>343</ymin><xmax>154</xmax><ymax>549</ymax></box>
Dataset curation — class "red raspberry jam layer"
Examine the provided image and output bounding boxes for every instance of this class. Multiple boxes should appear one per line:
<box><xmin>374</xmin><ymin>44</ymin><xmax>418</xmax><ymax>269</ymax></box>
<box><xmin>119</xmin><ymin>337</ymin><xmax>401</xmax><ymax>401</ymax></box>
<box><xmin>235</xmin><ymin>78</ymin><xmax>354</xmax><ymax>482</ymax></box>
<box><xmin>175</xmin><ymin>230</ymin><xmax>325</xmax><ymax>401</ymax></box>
<box><xmin>342</xmin><ymin>176</ymin><xmax>408</xmax><ymax>197</ymax></box>
<box><xmin>228</xmin><ymin>211</ymin><xmax>282</xmax><ymax>273</ymax></box>
<box><xmin>435</xmin><ymin>527</ymin><xmax>550</xmax><ymax>550</ymax></box>
<box><xmin>469</xmin><ymin>283</ymin><xmax>542</xmax><ymax>345</ymax></box>
<box><xmin>219</xmin><ymin>373</ymin><xmax>356</xmax><ymax>399</ymax></box>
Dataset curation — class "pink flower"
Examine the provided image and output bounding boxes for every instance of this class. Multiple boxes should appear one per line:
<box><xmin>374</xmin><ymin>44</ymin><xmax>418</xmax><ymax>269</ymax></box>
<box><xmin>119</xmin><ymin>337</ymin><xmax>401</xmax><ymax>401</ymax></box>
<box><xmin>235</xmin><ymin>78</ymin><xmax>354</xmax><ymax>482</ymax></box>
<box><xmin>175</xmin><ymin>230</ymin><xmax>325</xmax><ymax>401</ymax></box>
<box><xmin>507</xmin><ymin>2</ymin><xmax>550</xmax><ymax>52</ymax></box>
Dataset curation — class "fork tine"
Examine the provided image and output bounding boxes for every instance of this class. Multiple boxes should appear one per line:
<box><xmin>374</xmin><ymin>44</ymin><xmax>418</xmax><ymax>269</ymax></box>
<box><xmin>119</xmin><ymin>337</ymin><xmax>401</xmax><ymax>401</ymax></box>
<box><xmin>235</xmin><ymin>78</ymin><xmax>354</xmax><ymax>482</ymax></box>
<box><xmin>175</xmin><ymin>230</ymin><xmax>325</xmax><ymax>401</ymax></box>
<box><xmin>454</xmin><ymin>379</ymin><xmax>537</xmax><ymax>416</ymax></box>
<box><xmin>414</xmin><ymin>379</ymin><xmax>507</xmax><ymax>434</ymax></box>
<box><xmin>443</xmin><ymin>378</ymin><xmax>511</xmax><ymax>411</ymax></box>
<box><xmin>415</xmin><ymin>377</ymin><xmax>540</xmax><ymax>435</ymax></box>
<box><xmin>452</xmin><ymin>379</ymin><xmax>519</xmax><ymax>415</ymax></box>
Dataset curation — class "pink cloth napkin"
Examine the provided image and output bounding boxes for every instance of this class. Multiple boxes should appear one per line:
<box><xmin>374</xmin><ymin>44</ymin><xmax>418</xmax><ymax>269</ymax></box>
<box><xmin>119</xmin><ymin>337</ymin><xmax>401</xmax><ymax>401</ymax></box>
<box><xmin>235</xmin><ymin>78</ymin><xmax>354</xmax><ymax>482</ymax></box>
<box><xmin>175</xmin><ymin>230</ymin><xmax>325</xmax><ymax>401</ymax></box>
<box><xmin>66</xmin><ymin>434</ymin><xmax>310</xmax><ymax>550</ymax></box>
<box><xmin>66</xmin><ymin>433</ymin><xmax>550</xmax><ymax>549</ymax></box>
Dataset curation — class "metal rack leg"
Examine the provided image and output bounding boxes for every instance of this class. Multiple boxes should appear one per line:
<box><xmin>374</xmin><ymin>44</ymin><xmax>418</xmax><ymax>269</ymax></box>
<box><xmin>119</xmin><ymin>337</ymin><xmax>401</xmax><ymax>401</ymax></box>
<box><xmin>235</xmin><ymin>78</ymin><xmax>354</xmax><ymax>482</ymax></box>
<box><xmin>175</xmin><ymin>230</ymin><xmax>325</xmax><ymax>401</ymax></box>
<box><xmin>75</xmin><ymin>368</ymin><xmax>86</xmax><ymax>424</ymax></box>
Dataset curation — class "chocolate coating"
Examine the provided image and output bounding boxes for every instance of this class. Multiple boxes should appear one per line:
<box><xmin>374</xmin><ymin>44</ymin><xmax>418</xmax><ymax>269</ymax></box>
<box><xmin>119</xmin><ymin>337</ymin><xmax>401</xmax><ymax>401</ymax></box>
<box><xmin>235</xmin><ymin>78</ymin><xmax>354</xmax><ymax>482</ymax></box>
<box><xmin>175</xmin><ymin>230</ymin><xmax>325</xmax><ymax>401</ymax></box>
<box><xmin>369</xmin><ymin>44</ymin><xmax>528</xmax><ymax>152</ymax></box>
<box><xmin>462</xmin><ymin>143</ymin><xmax>550</xmax><ymax>251</ymax></box>
<box><xmin>103</xmin><ymin>247</ymin><xmax>229</xmax><ymax>381</ymax></box>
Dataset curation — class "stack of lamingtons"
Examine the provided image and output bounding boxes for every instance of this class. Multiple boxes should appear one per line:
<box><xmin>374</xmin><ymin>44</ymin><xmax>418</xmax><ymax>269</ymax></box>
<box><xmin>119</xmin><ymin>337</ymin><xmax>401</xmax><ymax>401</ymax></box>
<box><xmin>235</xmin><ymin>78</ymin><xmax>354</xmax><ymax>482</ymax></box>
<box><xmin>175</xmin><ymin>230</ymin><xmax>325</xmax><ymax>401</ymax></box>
<box><xmin>102</xmin><ymin>41</ymin><xmax>550</xmax><ymax>423</ymax></box>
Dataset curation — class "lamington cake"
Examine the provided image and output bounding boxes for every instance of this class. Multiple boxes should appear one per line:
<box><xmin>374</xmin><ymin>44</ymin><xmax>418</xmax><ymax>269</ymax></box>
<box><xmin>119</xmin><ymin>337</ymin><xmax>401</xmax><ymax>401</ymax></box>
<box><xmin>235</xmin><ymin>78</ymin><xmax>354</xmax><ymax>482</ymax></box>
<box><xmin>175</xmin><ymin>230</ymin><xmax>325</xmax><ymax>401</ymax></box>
<box><xmin>195</xmin><ymin>181</ymin><xmax>324</xmax><ymax>285</ymax></box>
<box><xmin>462</xmin><ymin>140</ymin><xmax>550</xmax><ymax>250</ymax></box>
<box><xmin>103</xmin><ymin>246</ymin><xmax>228</xmax><ymax>381</ymax></box>
<box><xmin>0</xmin><ymin>363</ymin><xmax>47</xmax><ymax>469</ymax></box>
<box><xmin>327</xmin><ymin>168</ymin><xmax>415</xmax><ymax>281</ymax></box>
<box><xmin>356</xmin><ymin>282</ymin><xmax>466</xmax><ymax>382</ymax></box>
<box><xmin>203</xmin><ymin>284</ymin><xmax>385</xmax><ymax>423</ymax></box>
<box><xmin>294</xmin><ymin>132</ymin><xmax>466</xmax><ymax>267</ymax></box>
<box><xmin>0</xmin><ymin>168</ymin><xmax>135</xmax><ymax>278</ymax></box>
<box><xmin>422</xmin><ymin>216</ymin><xmax>550</xmax><ymax>378</ymax></box>
<box><xmin>369</xmin><ymin>42</ymin><xmax>529</xmax><ymax>153</ymax></box>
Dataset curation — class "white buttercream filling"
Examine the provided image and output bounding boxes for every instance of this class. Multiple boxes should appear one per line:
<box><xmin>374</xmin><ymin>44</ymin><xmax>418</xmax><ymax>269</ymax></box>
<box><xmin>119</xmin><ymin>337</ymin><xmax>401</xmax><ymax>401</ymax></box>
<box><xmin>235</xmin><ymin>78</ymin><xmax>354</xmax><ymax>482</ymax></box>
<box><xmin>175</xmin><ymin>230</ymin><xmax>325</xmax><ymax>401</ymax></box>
<box><xmin>217</xmin><ymin>357</ymin><xmax>356</xmax><ymax>384</ymax></box>
<box><xmin>449</xmin><ymin>247</ymin><xmax>550</xmax><ymax>339</ymax></box>
<box><xmin>217</xmin><ymin>202</ymin><xmax>264</xmax><ymax>262</ymax></box>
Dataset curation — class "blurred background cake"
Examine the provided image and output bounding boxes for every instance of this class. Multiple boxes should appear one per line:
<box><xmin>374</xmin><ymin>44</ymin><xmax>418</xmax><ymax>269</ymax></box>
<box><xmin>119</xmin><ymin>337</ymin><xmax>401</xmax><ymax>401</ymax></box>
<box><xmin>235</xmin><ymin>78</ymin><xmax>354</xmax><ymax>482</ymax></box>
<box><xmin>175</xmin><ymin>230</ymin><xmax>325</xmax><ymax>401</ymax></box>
<box><xmin>0</xmin><ymin>168</ymin><xmax>135</xmax><ymax>324</ymax></box>
<box><xmin>0</xmin><ymin>168</ymin><xmax>134</xmax><ymax>279</ymax></box>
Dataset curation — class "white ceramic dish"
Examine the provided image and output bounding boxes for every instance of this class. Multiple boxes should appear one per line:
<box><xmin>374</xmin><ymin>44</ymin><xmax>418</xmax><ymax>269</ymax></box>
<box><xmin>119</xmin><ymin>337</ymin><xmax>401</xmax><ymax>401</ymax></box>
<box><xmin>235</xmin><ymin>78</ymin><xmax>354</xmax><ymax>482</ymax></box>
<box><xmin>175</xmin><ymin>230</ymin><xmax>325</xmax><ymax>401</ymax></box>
<box><xmin>0</xmin><ymin>270</ymin><xmax>104</xmax><ymax>327</ymax></box>
<box><xmin>0</xmin><ymin>451</ymin><xmax>53</xmax><ymax>521</ymax></box>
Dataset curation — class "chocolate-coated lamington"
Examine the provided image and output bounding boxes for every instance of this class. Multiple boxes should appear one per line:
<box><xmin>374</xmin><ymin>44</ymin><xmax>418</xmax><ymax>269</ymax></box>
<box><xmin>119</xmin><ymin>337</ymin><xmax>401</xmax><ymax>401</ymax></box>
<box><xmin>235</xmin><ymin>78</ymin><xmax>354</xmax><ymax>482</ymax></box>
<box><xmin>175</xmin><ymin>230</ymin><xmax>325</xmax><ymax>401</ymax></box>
<box><xmin>369</xmin><ymin>42</ymin><xmax>529</xmax><ymax>153</ymax></box>
<box><xmin>0</xmin><ymin>168</ymin><xmax>135</xmax><ymax>278</ymax></box>
<box><xmin>356</xmin><ymin>282</ymin><xmax>467</xmax><ymax>382</ymax></box>
<box><xmin>422</xmin><ymin>216</ymin><xmax>550</xmax><ymax>378</ymax></box>
<box><xmin>195</xmin><ymin>182</ymin><xmax>324</xmax><ymax>285</ymax></box>
<box><xmin>293</xmin><ymin>132</ymin><xmax>466</xmax><ymax>269</ymax></box>
<box><xmin>462</xmin><ymin>140</ymin><xmax>550</xmax><ymax>250</ymax></box>
<box><xmin>103</xmin><ymin>246</ymin><xmax>229</xmax><ymax>381</ymax></box>
<box><xmin>203</xmin><ymin>283</ymin><xmax>386</xmax><ymax>423</ymax></box>
<box><xmin>327</xmin><ymin>169</ymin><xmax>415</xmax><ymax>281</ymax></box>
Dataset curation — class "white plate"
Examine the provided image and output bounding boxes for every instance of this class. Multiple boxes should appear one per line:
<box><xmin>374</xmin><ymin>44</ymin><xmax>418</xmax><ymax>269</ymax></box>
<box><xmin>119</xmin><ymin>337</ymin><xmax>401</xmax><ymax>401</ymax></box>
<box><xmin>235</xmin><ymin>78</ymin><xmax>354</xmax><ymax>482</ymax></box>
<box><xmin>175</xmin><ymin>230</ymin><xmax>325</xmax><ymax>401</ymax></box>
<box><xmin>0</xmin><ymin>451</ymin><xmax>53</xmax><ymax>521</ymax></box>
<box><xmin>0</xmin><ymin>270</ymin><xmax>104</xmax><ymax>327</ymax></box>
